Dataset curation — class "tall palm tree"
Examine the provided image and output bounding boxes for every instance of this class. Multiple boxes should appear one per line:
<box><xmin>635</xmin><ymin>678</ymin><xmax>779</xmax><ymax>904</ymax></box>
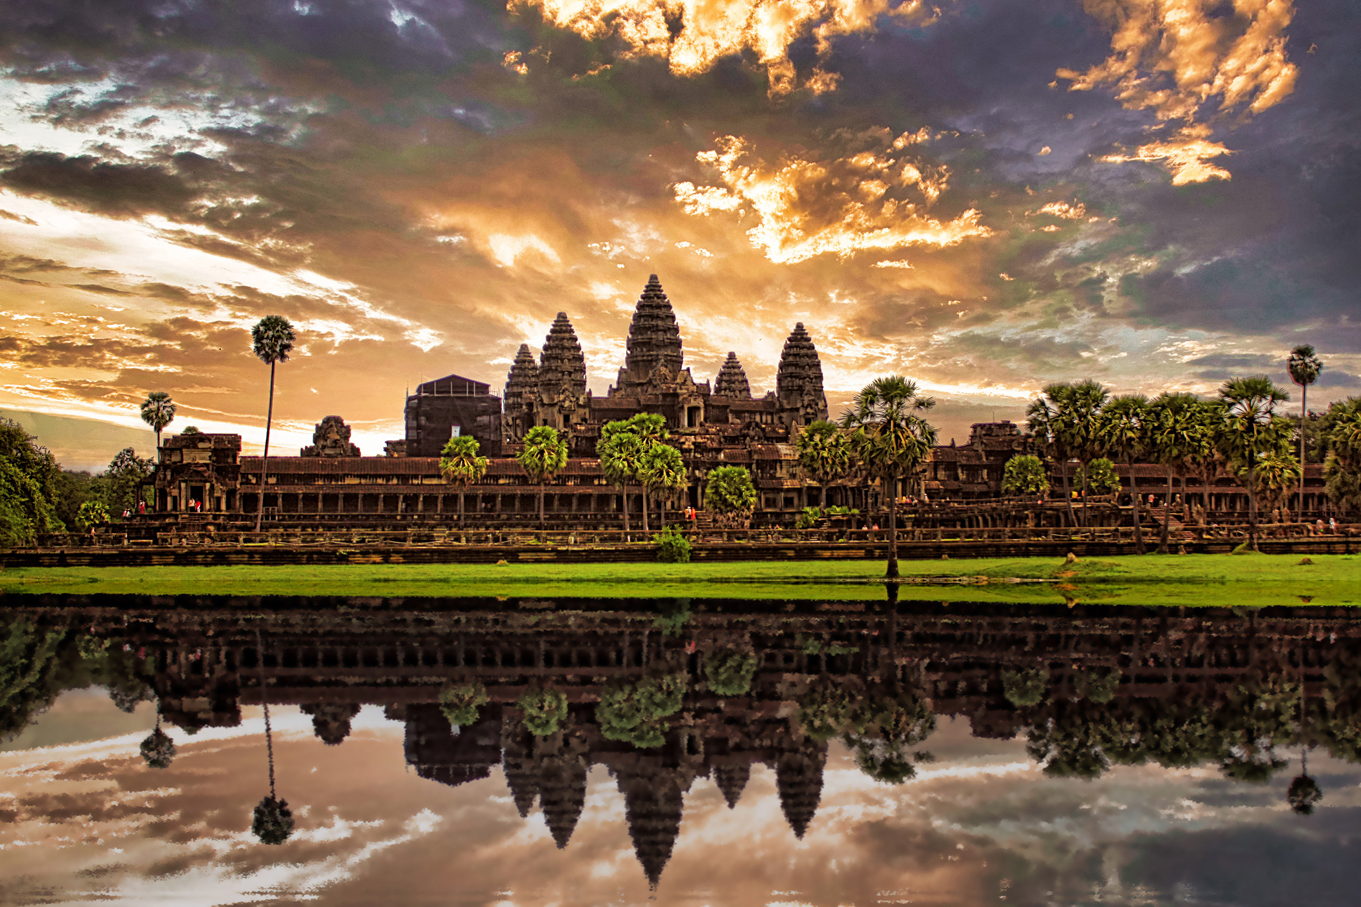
<box><xmin>1287</xmin><ymin>345</ymin><xmax>1323</xmax><ymax>519</ymax></box>
<box><xmin>250</xmin><ymin>316</ymin><xmax>295</xmax><ymax>533</ymax></box>
<box><xmin>1148</xmin><ymin>393</ymin><xmax>1208</xmax><ymax>551</ymax></box>
<box><xmin>842</xmin><ymin>376</ymin><xmax>937</xmax><ymax>579</ymax></box>
<box><xmin>1218</xmin><ymin>377</ymin><xmax>1291</xmax><ymax>551</ymax></box>
<box><xmin>252</xmin><ymin>628</ymin><xmax>294</xmax><ymax>845</ymax></box>
<box><xmin>1098</xmin><ymin>395</ymin><xmax>1150</xmax><ymax>553</ymax></box>
<box><xmin>638</xmin><ymin>442</ymin><xmax>686</xmax><ymax>531</ymax></box>
<box><xmin>796</xmin><ymin>420</ymin><xmax>853</xmax><ymax>510</ymax></box>
<box><xmin>139</xmin><ymin>391</ymin><xmax>176</xmax><ymax>452</ymax></box>
<box><xmin>598</xmin><ymin>420</ymin><xmax>645</xmax><ymax>535</ymax></box>
<box><xmin>439</xmin><ymin>435</ymin><xmax>488</xmax><ymax>525</ymax></box>
<box><xmin>1027</xmin><ymin>381</ymin><xmax>1108</xmax><ymax>528</ymax></box>
<box><xmin>518</xmin><ymin>425</ymin><xmax>568</xmax><ymax>527</ymax></box>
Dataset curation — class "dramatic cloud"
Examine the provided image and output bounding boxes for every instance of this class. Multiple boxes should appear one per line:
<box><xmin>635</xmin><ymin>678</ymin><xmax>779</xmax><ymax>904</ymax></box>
<box><xmin>673</xmin><ymin>129</ymin><xmax>989</xmax><ymax>264</ymax></box>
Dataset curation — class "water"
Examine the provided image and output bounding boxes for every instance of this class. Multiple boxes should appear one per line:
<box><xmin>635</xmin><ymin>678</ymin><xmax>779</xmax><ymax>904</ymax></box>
<box><xmin>2</xmin><ymin>595</ymin><xmax>1360</xmax><ymax>905</ymax></box>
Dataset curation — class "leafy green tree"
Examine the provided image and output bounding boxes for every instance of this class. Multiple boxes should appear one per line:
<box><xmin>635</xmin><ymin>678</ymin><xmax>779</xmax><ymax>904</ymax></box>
<box><xmin>0</xmin><ymin>419</ymin><xmax>65</xmax><ymax>545</ymax></box>
<box><xmin>845</xmin><ymin>691</ymin><xmax>938</xmax><ymax>784</ymax></box>
<box><xmin>842</xmin><ymin>376</ymin><xmax>937</xmax><ymax>579</ymax></box>
<box><xmin>0</xmin><ymin>615</ymin><xmax>76</xmax><ymax>741</ymax></box>
<box><xmin>1002</xmin><ymin>667</ymin><xmax>1048</xmax><ymax>707</ymax></box>
<box><xmin>1001</xmin><ymin>454</ymin><xmax>1049</xmax><ymax>498</ymax></box>
<box><xmin>638</xmin><ymin>442</ymin><xmax>685</xmax><ymax>531</ymax></box>
<box><xmin>517</xmin><ymin>686</ymin><xmax>569</xmax><ymax>737</ymax></box>
<box><xmin>705</xmin><ymin>465</ymin><xmax>757</xmax><ymax>529</ymax></box>
<box><xmin>439</xmin><ymin>681</ymin><xmax>489</xmax><ymax>727</ymax></box>
<box><xmin>250</xmin><ymin>315</ymin><xmax>295</xmax><ymax>533</ymax></box>
<box><xmin>703</xmin><ymin>649</ymin><xmax>757</xmax><ymax>697</ymax></box>
<box><xmin>52</xmin><ymin>470</ymin><xmax>100</xmax><ymax>532</ymax></box>
<box><xmin>1026</xmin><ymin>381</ymin><xmax>1108</xmax><ymax>527</ymax></box>
<box><xmin>1076</xmin><ymin>458</ymin><xmax>1120</xmax><ymax>495</ymax></box>
<box><xmin>1218</xmin><ymin>377</ymin><xmax>1292</xmax><ymax>551</ymax></box>
<box><xmin>598</xmin><ymin>674</ymin><xmax>686</xmax><ymax>748</ymax></box>
<box><xmin>1099</xmin><ymin>395</ymin><xmax>1150</xmax><ymax>553</ymax></box>
<box><xmin>796</xmin><ymin>420</ymin><xmax>853</xmax><ymax>509</ymax></box>
<box><xmin>1321</xmin><ymin>398</ymin><xmax>1361</xmax><ymax>513</ymax></box>
<box><xmin>517</xmin><ymin>425</ymin><xmax>568</xmax><ymax>527</ymax></box>
<box><xmin>1288</xmin><ymin>345</ymin><xmax>1323</xmax><ymax>515</ymax></box>
<box><xmin>797</xmin><ymin>681</ymin><xmax>855</xmax><ymax>742</ymax></box>
<box><xmin>104</xmin><ymin>447</ymin><xmax>152</xmax><ymax>516</ymax></box>
<box><xmin>439</xmin><ymin>435</ymin><xmax>488</xmax><ymax>524</ymax></box>
<box><xmin>140</xmin><ymin>391</ymin><xmax>175</xmax><ymax>451</ymax></box>
<box><xmin>76</xmin><ymin>500</ymin><xmax>109</xmax><ymax>532</ymax></box>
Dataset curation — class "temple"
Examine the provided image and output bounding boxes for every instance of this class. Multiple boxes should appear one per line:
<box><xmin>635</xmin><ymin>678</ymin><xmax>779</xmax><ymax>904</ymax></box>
<box><xmin>149</xmin><ymin>274</ymin><xmax>1330</xmax><ymax>524</ymax></box>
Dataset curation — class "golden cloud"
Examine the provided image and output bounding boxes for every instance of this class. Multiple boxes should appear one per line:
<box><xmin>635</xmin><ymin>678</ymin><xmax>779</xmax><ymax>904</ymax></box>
<box><xmin>1100</xmin><ymin>124</ymin><xmax>1233</xmax><ymax>185</ymax></box>
<box><xmin>672</xmin><ymin>130</ymin><xmax>991</xmax><ymax>264</ymax></box>
<box><xmin>1060</xmin><ymin>0</ymin><xmax>1298</xmax><ymax>183</ymax></box>
<box><xmin>514</xmin><ymin>0</ymin><xmax>934</xmax><ymax>95</ymax></box>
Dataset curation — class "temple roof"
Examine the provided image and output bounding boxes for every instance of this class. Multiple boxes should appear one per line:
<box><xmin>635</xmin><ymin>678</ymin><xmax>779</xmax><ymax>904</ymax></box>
<box><xmin>775</xmin><ymin>323</ymin><xmax>825</xmax><ymax>405</ymax></box>
<box><xmin>776</xmin><ymin>745</ymin><xmax>826</xmax><ymax>839</ymax></box>
<box><xmin>504</xmin><ymin>343</ymin><xmax>540</xmax><ymax>404</ymax></box>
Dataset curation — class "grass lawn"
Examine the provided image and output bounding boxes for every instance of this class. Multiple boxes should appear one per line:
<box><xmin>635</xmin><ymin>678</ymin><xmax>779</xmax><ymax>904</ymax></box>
<box><xmin>1</xmin><ymin>553</ymin><xmax>1359</xmax><ymax>607</ymax></box>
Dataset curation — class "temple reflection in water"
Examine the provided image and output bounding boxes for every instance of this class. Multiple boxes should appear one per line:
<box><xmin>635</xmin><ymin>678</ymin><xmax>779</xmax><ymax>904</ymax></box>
<box><xmin>5</xmin><ymin>595</ymin><xmax>1358</xmax><ymax>886</ymax></box>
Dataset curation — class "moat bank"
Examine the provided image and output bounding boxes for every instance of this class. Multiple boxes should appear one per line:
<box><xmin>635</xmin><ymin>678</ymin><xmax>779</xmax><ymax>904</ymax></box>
<box><xmin>2</xmin><ymin>554</ymin><xmax>1359</xmax><ymax>608</ymax></box>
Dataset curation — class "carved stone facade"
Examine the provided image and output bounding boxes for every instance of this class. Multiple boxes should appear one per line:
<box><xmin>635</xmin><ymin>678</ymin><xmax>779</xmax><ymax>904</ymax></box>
<box><xmin>301</xmin><ymin>416</ymin><xmax>360</xmax><ymax>458</ymax></box>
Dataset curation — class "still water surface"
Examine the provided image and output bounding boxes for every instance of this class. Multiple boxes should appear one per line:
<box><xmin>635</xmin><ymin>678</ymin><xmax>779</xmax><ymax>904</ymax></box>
<box><xmin>2</xmin><ymin>596</ymin><xmax>1359</xmax><ymax>906</ymax></box>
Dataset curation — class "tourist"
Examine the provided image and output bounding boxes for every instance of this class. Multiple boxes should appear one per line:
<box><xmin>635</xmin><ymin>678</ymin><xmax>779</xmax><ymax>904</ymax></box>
<box><xmin>1330</xmin><ymin>517</ymin><xmax>1337</xmax><ymax>533</ymax></box>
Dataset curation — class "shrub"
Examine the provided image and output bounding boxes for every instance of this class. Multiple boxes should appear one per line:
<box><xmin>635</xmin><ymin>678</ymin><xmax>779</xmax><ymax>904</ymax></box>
<box><xmin>517</xmin><ymin>686</ymin><xmax>569</xmax><ymax>737</ymax></box>
<box><xmin>1002</xmin><ymin>668</ymin><xmax>1048</xmax><ymax>707</ymax></box>
<box><xmin>598</xmin><ymin>674</ymin><xmax>686</xmax><ymax>748</ymax></box>
<box><xmin>797</xmin><ymin>682</ymin><xmax>855</xmax><ymax>741</ymax></box>
<box><xmin>703</xmin><ymin>649</ymin><xmax>757</xmax><ymax>697</ymax></box>
<box><xmin>796</xmin><ymin>507</ymin><xmax>822</xmax><ymax>529</ymax></box>
<box><xmin>439</xmin><ymin>681</ymin><xmax>489</xmax><ymax>727</ymax></box>
<box><xmin>654</xmin><ymin>525</ymin><xmax>691</xmax><ymax>563</ymax></box>
<box><xmin>1074</xmin><ymin>669</ymin><xmax>1121</xmax><ymax>704</ymax></box>
<box><xmin>1002</xmin><ymin>454</ymin><xmax>1050</xmax><ymax>497</ymax></box>
<box><xmin>705</xmin><ymin>466</ymin><xmax>757</xmax><ymax>528</ymax></box>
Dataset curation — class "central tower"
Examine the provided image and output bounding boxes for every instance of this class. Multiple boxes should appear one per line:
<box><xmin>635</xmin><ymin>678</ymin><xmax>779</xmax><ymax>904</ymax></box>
<box><xmin>615</xmin><ymin>274</ymin><xmax>684</xmax><ymax>394</ymax></box>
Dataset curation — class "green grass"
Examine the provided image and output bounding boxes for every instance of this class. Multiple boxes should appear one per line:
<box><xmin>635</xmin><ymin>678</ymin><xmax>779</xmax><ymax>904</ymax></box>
<box><xmin>2</xmin><ymin>554</ymin><xmax>1359</xmax><ymax>607</ymax></box>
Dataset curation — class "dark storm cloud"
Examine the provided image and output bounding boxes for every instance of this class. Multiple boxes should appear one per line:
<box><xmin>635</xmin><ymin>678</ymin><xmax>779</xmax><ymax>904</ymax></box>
<box><xmin>1187</xmin><ymin>354</ymin><xmax>1277</xmax><ymax>369</ymax></box>
<box><xmin>0</xmin><ymin>151</ymin><xmax>198</xmax><ymax>216</ymax></box>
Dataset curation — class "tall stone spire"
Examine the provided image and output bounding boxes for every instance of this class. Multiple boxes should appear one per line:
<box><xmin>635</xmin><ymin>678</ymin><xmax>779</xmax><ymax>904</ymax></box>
<box><xmin>713</xmin><ymin>763</ymin><xmax>750</xmax><ymax>809</ymax></box>
<box><xmin>713</xmin><ymin>352</ymin><xmax>752</xmax><ymax>400</ymax></box>
<box><xmin>619</xmin><ymin>766</ymin><xmax>687</xmax><ymax>889</ymax></box>
<box><xmin>776</xmin><ymin>742</ymin><xmax>827</xmax><ymax>839</ymax></box>
<box><xmin>618</xmin><ymin>274</ymin><xmax>684</xmax><ymax>390</ymax></box>
<box><xmin>504</xmin><ymin>343</ymin><xmax>539</xmax><ymax>410</ymax></box>
<box><xmin>539</xmin><ymin>313</ymin><xmax>587</xmax><ymax>398</ymax></box>
<box><xmin>775</xmin><ymin>322</ymin><xmax>828</xmax><ymax>426</ymax></box>
<box><xmin>538</xmin><ymin>752</ymin><xmax>588</xmax><ymax>849</ymax></box>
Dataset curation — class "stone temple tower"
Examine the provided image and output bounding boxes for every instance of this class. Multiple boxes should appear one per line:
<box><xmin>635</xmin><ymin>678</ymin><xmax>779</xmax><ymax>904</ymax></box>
<box><xmin>503</xmin><ymin>312</ymin><xmax>589</xmax><ymax>438</ymax></box>
<box><xmin>775</xmin><ymin>322</ymin><xmax>828</xmax><ymax>428</ymax></box>
<box><xmin>616</xmin><ymin>275</ymin><xmax>684</xmax><ymax>394</ymax></box>
<box><xmin>713</xmin><ymin>352</ymin><xmax>752</xmax><ymax>400</ymax></box>
<box><xmin>502</xmin><ymin>343</ymin><xmax>539</xmax><ymax>442</ymax></box>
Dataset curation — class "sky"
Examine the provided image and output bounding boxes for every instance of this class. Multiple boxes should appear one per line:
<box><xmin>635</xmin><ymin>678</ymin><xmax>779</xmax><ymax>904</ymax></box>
<box><xmin>1</xmin><ymin>0</ymin><xmax>1359</xmax><ymax>465</ymax></box>
<box><xmin>5</xmin><ymin>695</ymin><xmax>1360</xmax><ymax>906</ymax></box>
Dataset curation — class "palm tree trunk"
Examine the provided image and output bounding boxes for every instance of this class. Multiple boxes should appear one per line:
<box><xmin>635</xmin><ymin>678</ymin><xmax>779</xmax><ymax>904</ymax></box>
<box><xmin>642</xmin><ymin>487</ymin><xmax>650</xmax><ymax>534</ymax></box>
<box><xmin>1299</xmin><ymin>386</ymin><xmax>1308</xmax><ymax>520</ymax></box>
<box><xmin>621</xmin><ymin>488</ymin><xmax>630</xmax><ymax>537</ymax></box>
<box><xmin>458</xmin><ymin>487</ymin><xmax>465</xmax><ymax>523</ymax></box>
<box><xmin>539</xmin><ymin>483</ymin><xmax>545</xmax><ymax>528</ymax></box>
<box><xmin>1161</xmin><ymin>465</ymin><xmax>1174</xmax><ymax>553</ymax></box>
<box><xmin>255</xmin><ymin>361</ymin><xmax>275</xmax><ymax>533</ymax></box>
<box><xmin>885</xmin><ymin>476</ymin><xmax>899</xmax><ymax>579</ymax></box>
<box><xmin>1129</xmin><ymin>459</ymin><xmax>1144</xmax><ymax>553</ymax></box>
<box><xmin>1060</xmin><ymin>462</ymin><xmax>1074</xmax><ymax>529</ymax></box>
<box><xmin>1248</xmin><ymin>465</ymin><xmax>1259</xmax><ymax>551</ymax></box>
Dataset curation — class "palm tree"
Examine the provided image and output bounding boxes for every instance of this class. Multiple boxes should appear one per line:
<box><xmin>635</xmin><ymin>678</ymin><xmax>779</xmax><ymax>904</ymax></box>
<box><xmin>796</xmin><ymin>420</ymin><xmax>853</xmax><ymax>510</ymax></box>
<box><xmin>1098</xmin><ymin>395</ymin><xmax>1150</xmax><ymax>553</ymax></box>
<box><xmin>250</xmin><ymin>316</ymin><xmax>296</xmax><ymax>533</ymax></box>
<box><xmin>1218</xmin><ymin>377</ymin><xmax>1291</xmax><ymax>551</ymax></box>
<box><xmin>518</xmin><ymin>425</ymin><xmax>568</xmax><ymax>527</ymax></box>
<box><xmin>252</xmin><ymin>628</ymin><xmax>293</xmax><ymax>845</ymax></box>
<box><xmin>1148</xmin><ymin>393</ymin><xmax>1206</xmax><ymax>551</ymax></box>
<box><xmin>638</xmin><ymin>442</ymin><xmax>686</xmax><ymax>531</ymax></box>
<box><xmin>1027</xmin><ymin>381</ymin><xmax>1108</xmax><ymax>527</ymax></box>
<box><xmin>598</xmin><ymin>422</ymin><xmax>645</xmax><ymax>536</ymax></box>
<box><xmin>1287</xmin><ymin>345</ymin><xmax>1323</xmax><ymax>518</ymax></box>
<box><xmin>841</xmin><ymin>376</ymin><xmax>937</xmax><ymax>579</ymax></box>
<box><xmin>1321</xmin><ymin>398</ymin><xmax>1361</xmax><ymax>514</ymax></box>
<box><xmin>439</xmin><ymin>435</ymin><xmax>488</xmax><ymax>525</ymax></box>
<box><xmin>139</xmin><ymin>391</ymin><xmax>176</xmax><ymax>452</ymax></box>
<box><xmin>139</xmin><ymin>710</ymin><xmax>177</xmax><ymax>769</ymax></box>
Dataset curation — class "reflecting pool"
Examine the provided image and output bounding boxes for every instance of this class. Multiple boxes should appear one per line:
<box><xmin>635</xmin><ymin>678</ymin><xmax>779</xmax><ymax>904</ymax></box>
<box><xmin>3</xmin><ymin>596</ymin><xmax>1360</xmax><ymax>905</ymax></box>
